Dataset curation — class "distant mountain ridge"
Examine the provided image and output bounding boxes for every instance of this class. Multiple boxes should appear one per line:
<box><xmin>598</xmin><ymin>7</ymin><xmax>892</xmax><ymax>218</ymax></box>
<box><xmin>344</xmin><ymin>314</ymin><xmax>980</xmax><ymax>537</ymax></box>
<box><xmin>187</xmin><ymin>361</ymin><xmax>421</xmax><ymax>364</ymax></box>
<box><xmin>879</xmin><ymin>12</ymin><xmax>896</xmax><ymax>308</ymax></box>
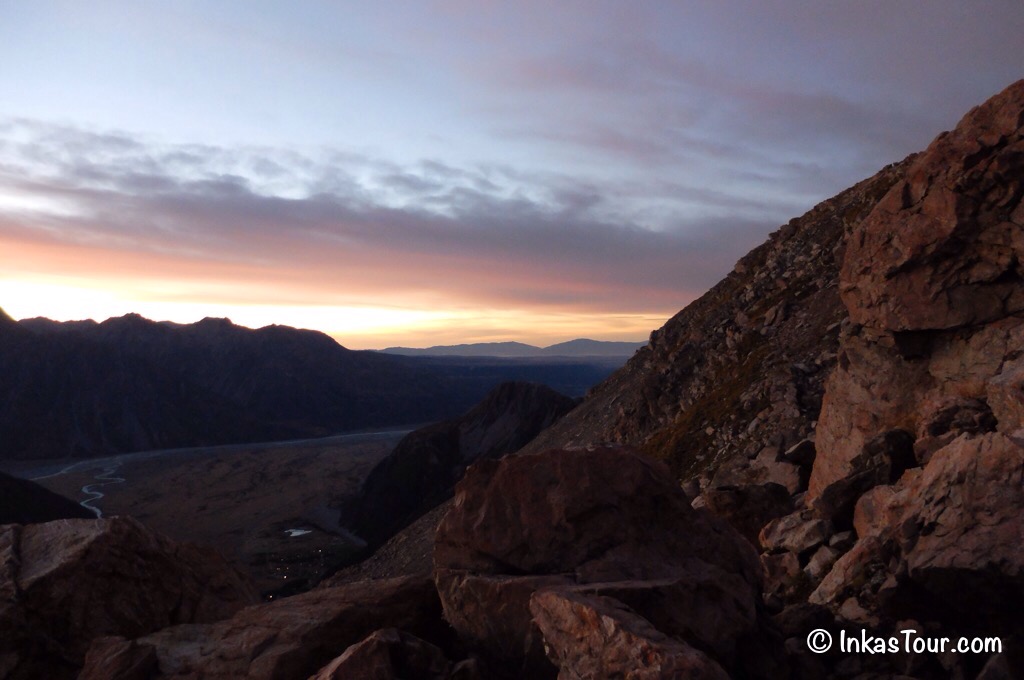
<box><xmin>381</xmin><ymin>338</ymin><xmax>645</xmax><ymax>358</ymax></box>
<box><xmin>0</xmin><ymin>312</ymin><xmax>490</xmax><ymax>461</ymax></box>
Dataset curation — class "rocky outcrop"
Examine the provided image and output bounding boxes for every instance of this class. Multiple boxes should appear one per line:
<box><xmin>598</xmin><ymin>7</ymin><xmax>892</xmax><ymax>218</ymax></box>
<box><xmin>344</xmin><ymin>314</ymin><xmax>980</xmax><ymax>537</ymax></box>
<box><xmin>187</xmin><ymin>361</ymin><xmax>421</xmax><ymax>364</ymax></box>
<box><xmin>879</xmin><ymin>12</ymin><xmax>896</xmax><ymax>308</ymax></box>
<box><xmin>0</xmin><ymin>472</ymin><xmax>93</xmax><ymax>524</ymax></box>
<box><xmin>0</xmin><ymin>516</ymin><xmax>256</xmax><ymax>679</ymax></box>
<box><xmin>79</xmin><ymin>575</ymin><xmax>446</xmax><ymax>680</ymax></box>
<box><xmin>790</xmin><ymin>80</ymin><xmax>1024</xmax><ymax>675</ymax></box>
<box><xmin>342</xmin><ymin>382</ymin><xmax>576</xmax><ymax>549</ymax></box>
<box><xmin>434</xmin><ymin>447</ymin><xmax>782</xmax><ymax>679</ymax></box>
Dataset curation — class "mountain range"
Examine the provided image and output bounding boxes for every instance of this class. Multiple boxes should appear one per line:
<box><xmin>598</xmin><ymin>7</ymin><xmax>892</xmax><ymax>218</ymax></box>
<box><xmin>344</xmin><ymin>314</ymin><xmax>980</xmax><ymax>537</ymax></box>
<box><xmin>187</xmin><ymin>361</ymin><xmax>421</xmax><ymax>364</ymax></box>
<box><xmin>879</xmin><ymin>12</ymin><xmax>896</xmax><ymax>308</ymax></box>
<box><xmin>0</xmin><ymin>313</ymin><xmax>484</xmax><ymax>460</ymax></box>
<box><xmin>380</xmin><ymin>338</ymin><xmax>645</xmax><ymax>357</ymax></box>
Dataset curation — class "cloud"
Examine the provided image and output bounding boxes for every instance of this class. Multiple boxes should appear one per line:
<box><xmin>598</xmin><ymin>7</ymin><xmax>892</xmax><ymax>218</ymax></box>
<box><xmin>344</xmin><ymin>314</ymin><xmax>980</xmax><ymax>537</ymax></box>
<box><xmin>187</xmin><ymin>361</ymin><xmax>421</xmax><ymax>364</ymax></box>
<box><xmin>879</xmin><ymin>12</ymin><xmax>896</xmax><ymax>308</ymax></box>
<box><xmin>0</xmin><ymin>120</ymin><xmax>778</xmax><ymax>317</ymax></box>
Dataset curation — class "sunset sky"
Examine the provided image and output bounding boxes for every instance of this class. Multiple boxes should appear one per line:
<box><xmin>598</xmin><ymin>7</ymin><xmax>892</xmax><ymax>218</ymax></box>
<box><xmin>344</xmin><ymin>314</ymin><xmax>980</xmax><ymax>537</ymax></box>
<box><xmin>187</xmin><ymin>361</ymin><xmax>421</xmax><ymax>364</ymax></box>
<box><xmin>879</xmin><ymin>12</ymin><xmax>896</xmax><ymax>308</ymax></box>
<box><xmin>2</xmin><ymin>2</ymin><xmax>1023</xmax><ymax>348</ymax></box>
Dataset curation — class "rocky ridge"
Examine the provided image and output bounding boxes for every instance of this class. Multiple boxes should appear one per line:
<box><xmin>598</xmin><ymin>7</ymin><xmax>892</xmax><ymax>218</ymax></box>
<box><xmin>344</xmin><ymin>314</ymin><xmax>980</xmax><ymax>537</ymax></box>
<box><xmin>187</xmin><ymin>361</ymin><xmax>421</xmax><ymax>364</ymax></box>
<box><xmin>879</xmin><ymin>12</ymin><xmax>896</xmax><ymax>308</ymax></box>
<box><xmin>522</xmin><ymin>155</ymin><xmax>911</xmax><ymax>488</ymax></box>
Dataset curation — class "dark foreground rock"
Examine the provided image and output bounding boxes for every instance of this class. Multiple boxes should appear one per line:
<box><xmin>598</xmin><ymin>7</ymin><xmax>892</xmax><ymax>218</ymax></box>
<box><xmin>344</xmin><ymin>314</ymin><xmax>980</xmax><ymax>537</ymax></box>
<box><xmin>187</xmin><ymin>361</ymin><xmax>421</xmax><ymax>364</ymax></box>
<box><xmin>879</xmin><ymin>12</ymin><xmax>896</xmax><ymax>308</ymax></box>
<box><xmin>79</xmin><ymin>575</ymin><xmax>446</xmax><ymax>680</ymax></box>
<box><xmin>530</xmin><ymin>589</ymin><xmax>730</xmax><ymax>680</ymax></box>
<box><xmin>434</xmin><ymin>446</ymin><xmax>784</xmax><ymax>679</ymax></box>
<box><xmin>0</xmin><ymin>516</ymin><xmax>256</xmax><ymax>680</ymax></box>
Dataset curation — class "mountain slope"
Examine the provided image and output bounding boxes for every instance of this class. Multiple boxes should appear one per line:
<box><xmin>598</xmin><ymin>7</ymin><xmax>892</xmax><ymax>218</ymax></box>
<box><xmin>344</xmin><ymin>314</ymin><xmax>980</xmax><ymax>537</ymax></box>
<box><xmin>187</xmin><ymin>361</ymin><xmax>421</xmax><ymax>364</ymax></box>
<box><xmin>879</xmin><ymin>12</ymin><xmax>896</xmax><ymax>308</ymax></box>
<box><xmin>522</xmin><ymin>157</ymin><xmax>913</xmax><ymax>481</ymax></box>
<box><xmin>340</xmin><ymin>382</ymin><xmax>576</xmax><ymax>549</ymax></box>
<box><xmin>0</xmin><ymin>472</ymin><xmax>93</xmax><ymax>524</ymax></box>
<box><xmin>0</xmin><ymin>314</ymin><xmax>482</xmax><ymax>461</ymax></box>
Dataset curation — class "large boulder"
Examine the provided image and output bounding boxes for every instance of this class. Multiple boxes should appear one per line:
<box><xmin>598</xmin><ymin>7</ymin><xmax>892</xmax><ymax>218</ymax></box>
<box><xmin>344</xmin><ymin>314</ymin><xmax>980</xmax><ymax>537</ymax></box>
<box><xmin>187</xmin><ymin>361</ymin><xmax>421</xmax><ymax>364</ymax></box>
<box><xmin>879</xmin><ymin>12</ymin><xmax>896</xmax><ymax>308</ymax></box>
<box><xmin>434</xmin><ymin>446</ymin><xmax>777</xmax><ymax>679</ymax></box>
<box><xmin>435</xmin><ymin>447</ymin><xmax>759</xmax><ymax>583</ymax></box>
<box><xmin>79</xmin><ymin>575</ymin><xmax>445</xmax><ymax>680</ymax></box>
<box><xmin>529</xmin><ymin>589</ymin><xmax>730</xmax><ymax>680</ymax></box>
<box><xmin>0</xmin><ymin>516</ymin><xmax>256</xmax><ymax>680</ymax></box>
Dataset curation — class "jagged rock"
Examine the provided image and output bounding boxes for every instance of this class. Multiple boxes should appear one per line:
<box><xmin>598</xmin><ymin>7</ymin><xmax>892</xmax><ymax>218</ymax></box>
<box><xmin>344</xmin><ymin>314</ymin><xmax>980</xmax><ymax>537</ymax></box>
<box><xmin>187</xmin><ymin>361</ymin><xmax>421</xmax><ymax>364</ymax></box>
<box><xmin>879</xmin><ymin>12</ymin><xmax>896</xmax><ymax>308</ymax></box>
<box><xmin>702</xmin><ymin>482</ymin><xmax>794</xmax><ymax>547</ymax></box>
<box><xmin>804</xmin><ymin>545</ymin><xmax>841</xmax><ymax>581</ymax></box>
<box><xmin>710</xmin><ymin>448</ymin><xmax>803</xmax><ymax>495</ymax></box>
<box><xmin>803</xmin><ymin>82</ymin><xmax>1024</xmax><ymax>647</ymax></box>
<box><xmin>841</xmin><ymin>81</ymin><xmax>1024</xmax><ymax>333</ymax></box>
<box><xmin>434</xmin><ymin>572</ymin><xmax>572</xmax><ymax>678</ymax></box>
<box><xmin>761</xmin><ymin>552</ymin><xmax>803</xmax><ymax>601</ymax></box>
<box><xmin>759</xmin><ymin>511</ymin><xmax>833</xmax><ymax>555</ymax></box>
<box><xmin>828</xmin><ymin>530</ymin><xmax>856</xmax><ymax>552</ymax></box>
<box><xmin>810</xmin><ymin>80</ymin><xmax>1024</xmax><ymax>502</ymax></box>
<box><xmin>309</xmin><ymin>628</ymin><xmax>450</xmax><ymax>680</ymax></box>
<box><xmin>0</xmin><ymin>517</ymin><xmax>256</xmax><ymax>680</ymax></box>
<box><xmin>434</xmin><ymin>447</ymin><xmax>771</xmax><ymax>678</ymax></box>
<box><xmin>79</xmin><ymin>575</ymin><xmax>445</xmax><ymax>680</ymax></box>
<box><xmin>529</xmin><ymin>589</ymin><xmax>730</xmax><ymax>680</ymax></box>
<box><xmin>812</xmin><ymin>433</ymin><xmax>1024</xmax><ymax>631</ymax></box>
<box><xmin>810</xmin><ymin>429</ymin><xmax>916</xmax><ymax>528</ymax></box>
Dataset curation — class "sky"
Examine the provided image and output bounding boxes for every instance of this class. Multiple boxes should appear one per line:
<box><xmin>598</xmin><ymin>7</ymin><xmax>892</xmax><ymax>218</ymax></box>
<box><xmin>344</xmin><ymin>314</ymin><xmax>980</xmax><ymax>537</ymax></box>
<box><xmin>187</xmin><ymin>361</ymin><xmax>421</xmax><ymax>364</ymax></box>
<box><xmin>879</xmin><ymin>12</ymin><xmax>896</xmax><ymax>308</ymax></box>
<box><xmin>1</xmin><ymin>2</ymin><xmax>1023</xmax><ymax>349</ymax></box>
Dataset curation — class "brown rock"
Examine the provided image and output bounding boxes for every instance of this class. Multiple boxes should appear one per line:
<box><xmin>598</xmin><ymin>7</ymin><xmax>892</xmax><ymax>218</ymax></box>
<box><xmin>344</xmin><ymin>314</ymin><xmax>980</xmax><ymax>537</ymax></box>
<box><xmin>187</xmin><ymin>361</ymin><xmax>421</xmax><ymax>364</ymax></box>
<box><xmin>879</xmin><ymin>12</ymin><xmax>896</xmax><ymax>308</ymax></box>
<box><xmin>434</xmin><ymin>572</ymin><xmax>571</xmax><ymax>679</ymax></box>
<box><xmin>702</xmin><ymin>482</ymin><xmax>794</xmax><ymax>548</ymax></box>
<box><xmin>529</xmin><ymin>589</ymin><xmax>730</xmax><ymax>680</ymax></box>
<box><xmin>710</xmin><ymin>451</ymin><xmax>803</xmax><ymax>495</ymax></box>
<box><xmin>804</xmin><ymin>545</ymin><xmax>841</xmax><ymax>581</ymax></box>
<box><xmin>812</xmin><ymin>433</ymin><xmax>1024</xmax><ymax>630</ymax></box>
<box><xmin>811</xmin><ymin>81</ymin><xmax>1024</xmax><ymax>505</ymax></box>
<box><xmin>810</xmin><ymin>429</ymin><xmax>915</xmax><ymax>528</ymax></box>
<box><xmin>79</xmin><ymin>575</ymin><xmax>445</xmax><ymax>680</ymax></box>
<box><xmin>435</xmin><ymin>447</ymin><xmax>759</xmax><ymax>583</ymax></box>
<box><xmin>309</xmin><ymin>628</ymin><xmax>450</xmax><ymax>680</ymax></box>
<box><xmin>841</xmin><ymin>80</ymin><xmax>1024</xmax><ymax>332</ymax></box>
<box><xmin>434</xmin><ymin>447</ymin><xmax>768</xmax><ymax>677</ymax></box>
<box><xmin>759</xmin><ymin>511</ymin><xmax>833</xmax><ymax>555</ymax></box>
<box><xmin>79</xmin><ymin>638</ymin><xmax>158</xmax><ymax>680</ymax></box>
<box><xmin>0</xmin><ymin>517</ymin><xmax>256</xmax><ymax>680</ymax></box>
<box><xmin>760</xmin><ymin>552</ymin><xmax>803</xmax><ymax>601</ymax></box>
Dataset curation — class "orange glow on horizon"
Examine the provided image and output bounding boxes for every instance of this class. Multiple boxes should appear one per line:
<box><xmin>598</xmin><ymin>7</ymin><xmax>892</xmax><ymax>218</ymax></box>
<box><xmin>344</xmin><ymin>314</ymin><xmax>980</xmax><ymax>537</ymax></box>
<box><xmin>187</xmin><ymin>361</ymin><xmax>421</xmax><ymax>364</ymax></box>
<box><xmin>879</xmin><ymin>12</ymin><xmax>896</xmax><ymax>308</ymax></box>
<box><xmin>0</xmin><ymin>235</ymin><xmax>671</xmax><ymax>349</ymax></box>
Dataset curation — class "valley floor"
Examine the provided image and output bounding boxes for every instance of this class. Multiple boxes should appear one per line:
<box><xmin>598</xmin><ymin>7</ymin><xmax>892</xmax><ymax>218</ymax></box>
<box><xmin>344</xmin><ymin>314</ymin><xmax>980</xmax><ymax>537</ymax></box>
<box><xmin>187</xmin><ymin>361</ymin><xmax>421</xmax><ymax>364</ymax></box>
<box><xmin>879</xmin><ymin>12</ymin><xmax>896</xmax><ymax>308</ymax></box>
<box><xmin>6</xmin><ymin>432</ymin><xmax>405</xmax><ymax>595</ymax></box>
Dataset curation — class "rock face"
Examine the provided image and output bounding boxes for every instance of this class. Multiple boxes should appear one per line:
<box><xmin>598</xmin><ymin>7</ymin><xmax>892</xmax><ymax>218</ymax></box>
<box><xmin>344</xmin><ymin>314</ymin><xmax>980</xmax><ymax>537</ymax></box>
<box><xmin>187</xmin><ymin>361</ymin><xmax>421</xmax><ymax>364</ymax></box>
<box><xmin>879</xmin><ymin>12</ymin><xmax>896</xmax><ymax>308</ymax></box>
<box><xmin>434</xmin><ymin>447</ymin><xmax>780</xmax><ymax>679</ymax></box>
<box><xmin>0</xmin><ymin>517</ymin><xmax>256</xmax><ymax>679</ymax></box>
<box><xmin>342</xmin><ymin>382</ymin><xmax>576</xmax><ymax>549</ymax></box>
<box><xmin>797</xmin><ymin>80</ymin><xmax>1024</xmax><ymax>672</ymax></box>
<box><xmin>0</xmin><ymin>472</ymin><xmax>93</xmax><ymax>524</ymax></box>
<box><xmin>78</xmin><ymin>575</ymin><xmax>445</xmax><ymax>680</ymax></box>
<box><xmin>309</xmin><ymin>628</ymin><xmax>452</xmax><ymax>680</ymax></box>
